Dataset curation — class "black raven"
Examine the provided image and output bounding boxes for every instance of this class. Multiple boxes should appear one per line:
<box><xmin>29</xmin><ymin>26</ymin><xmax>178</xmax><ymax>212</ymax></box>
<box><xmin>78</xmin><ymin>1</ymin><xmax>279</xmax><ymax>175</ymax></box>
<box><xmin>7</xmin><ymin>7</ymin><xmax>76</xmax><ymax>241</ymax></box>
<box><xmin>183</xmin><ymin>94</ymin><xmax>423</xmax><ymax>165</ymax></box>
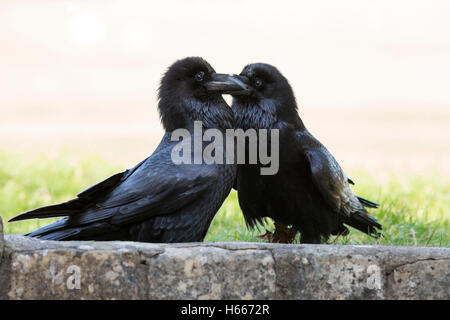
<box><xmin>231</xmin><ymin>63</ymin><xmax>382</xmax><ymax>243</ymax></box>
<box><xmin>9</xmin><ymin>57</ymin><xmax>247</xmax><ymax>242</ymax></box>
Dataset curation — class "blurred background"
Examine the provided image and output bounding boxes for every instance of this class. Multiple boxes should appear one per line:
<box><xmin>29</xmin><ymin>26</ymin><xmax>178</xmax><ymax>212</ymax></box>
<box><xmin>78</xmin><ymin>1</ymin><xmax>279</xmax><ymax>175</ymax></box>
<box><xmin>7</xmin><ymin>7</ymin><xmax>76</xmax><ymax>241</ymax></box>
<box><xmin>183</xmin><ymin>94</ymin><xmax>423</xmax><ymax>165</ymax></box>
<box><xmin>1</xmin><ymin>0</ymin><xmax>449</xmax><ymax>178</ymax></box>
<box><xmin>1</xmin><ymin>0</ymin><xmax>449</xmax><ymax>244</ymax></box>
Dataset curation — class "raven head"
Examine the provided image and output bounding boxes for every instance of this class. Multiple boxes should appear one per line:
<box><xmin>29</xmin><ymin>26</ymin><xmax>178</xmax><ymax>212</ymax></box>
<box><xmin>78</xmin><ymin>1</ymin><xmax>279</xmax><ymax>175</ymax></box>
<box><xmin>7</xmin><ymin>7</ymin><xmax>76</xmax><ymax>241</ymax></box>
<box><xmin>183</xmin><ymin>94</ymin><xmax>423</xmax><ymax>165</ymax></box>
<box><xmin>158</xmin><ymin>57</ymin><xmax>247</xmax><ymax>131</ymax></box>
<box><xmin>231</xmin><ymin>63</ymin><xmax>302</xmax><ymax>129</ymax></box>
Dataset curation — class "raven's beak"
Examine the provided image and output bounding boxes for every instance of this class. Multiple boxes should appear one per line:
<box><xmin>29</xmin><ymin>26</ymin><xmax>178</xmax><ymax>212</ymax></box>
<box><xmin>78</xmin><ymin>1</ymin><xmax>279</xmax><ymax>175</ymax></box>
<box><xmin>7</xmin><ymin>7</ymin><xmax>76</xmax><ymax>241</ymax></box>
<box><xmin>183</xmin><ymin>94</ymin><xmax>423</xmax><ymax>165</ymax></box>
<box><xmin>204</xmin><ymin>73</ymin><xmax>250</xmax><ymax>95</ymax></box>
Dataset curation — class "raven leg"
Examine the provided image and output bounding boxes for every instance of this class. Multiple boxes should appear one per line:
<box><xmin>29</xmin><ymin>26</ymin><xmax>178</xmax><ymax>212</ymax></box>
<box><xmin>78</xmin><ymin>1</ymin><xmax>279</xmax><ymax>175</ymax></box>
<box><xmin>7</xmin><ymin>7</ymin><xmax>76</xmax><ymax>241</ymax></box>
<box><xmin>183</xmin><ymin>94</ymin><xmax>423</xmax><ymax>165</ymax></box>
<box><xmin>299</xmin><ymin>231</ymin><xmax>322</xmax><ymax>244</ymax></box>
<box><xmin>257</xmin><ymin>222</ymin><xmax>297</xmax><ymax>243</ymax></box>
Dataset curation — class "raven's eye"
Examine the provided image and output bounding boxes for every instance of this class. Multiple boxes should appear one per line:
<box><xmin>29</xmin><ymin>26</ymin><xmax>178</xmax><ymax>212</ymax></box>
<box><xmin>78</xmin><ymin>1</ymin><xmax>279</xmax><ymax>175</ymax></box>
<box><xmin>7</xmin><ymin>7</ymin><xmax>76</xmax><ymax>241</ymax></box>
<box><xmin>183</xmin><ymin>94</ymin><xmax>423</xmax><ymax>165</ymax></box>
<box><xmin>254</xmin><ymin>78</ymin><xmax>263</xmax><ymax>87</ymax></box>
<box><xmin>195</xmin><ymin>71</ymin><xmax>205</xmax><ymax>82</ymax></box>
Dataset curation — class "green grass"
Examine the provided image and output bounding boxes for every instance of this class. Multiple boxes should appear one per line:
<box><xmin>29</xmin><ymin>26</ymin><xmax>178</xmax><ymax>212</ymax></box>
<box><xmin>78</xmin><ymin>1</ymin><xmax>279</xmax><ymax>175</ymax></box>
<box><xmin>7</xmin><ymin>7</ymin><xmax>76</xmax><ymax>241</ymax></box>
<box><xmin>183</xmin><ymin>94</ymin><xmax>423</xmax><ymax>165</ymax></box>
<box><xmin>1</xmin><ymin>150</ymin><xmax>448</xmax><ymax>247</ymax></box>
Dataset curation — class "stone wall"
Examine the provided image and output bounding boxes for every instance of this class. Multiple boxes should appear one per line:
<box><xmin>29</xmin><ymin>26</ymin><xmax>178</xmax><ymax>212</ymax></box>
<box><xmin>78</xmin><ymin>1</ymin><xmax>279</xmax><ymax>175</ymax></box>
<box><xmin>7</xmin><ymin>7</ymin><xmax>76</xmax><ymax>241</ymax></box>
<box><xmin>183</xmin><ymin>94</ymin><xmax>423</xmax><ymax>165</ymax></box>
<box><xmin>0</xmin><ymin>217</ymin><xmax>448</xmax><ymax>299</ymax></box>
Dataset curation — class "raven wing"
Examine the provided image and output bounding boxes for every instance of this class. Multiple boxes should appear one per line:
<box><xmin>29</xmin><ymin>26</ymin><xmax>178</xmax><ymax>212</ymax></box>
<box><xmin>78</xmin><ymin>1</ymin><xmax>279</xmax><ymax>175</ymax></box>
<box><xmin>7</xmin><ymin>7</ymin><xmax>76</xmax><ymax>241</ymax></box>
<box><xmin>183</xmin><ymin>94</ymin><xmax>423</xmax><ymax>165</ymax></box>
<box><xmin>8</xmin><ymin>157</ymin><xmax>149</xmax><ymax>222</ymax></box>
<box><xmin>77</xmin><ymin>157</ymin><xmax>148</xmax><ymax>201</ymax></box>
<box><xmin>296</xmin><ymin>131</ymin><xmax>381</xmax><ymax>234</ymax></box>
<box><xmin>25</xmin><ymin>155</ymin><xmax>219</xmax><ymax>238</ymax></box>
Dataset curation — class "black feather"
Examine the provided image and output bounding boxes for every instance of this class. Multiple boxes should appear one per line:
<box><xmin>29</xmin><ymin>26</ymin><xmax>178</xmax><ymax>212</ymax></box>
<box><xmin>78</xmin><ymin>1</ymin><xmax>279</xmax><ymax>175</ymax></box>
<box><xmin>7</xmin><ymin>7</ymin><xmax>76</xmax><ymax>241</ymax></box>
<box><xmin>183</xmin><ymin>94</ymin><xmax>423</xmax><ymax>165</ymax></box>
<box><xmin>357</xmin><ymin>196</ymin><xmax>380</xmax><ymax>208</ymax></box>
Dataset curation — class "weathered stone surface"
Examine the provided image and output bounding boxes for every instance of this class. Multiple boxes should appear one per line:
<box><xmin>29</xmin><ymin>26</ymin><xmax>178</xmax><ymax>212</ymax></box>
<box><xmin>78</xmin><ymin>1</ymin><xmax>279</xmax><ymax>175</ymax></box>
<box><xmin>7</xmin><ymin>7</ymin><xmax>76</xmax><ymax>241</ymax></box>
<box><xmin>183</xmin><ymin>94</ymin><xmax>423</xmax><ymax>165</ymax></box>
<box><xmin>146</xmin><ymin>246</ymin><xmax>276</xmax><ymax>299</ymax></box>
<box><xmin>383</xmin><ymin>246</ymin><xmax>450</xmax><ymax>299</ymax></box>
<box><xmin>1</xmin><ymin>235</ymin><xmax>163</xmax><ymax>299</ymax></box>
<box><xmin>0</xmin><ymin>235</ymin><xmax>448</xmax><ymax>300</ymax></box>
<box><xmin>273</xmin><ymin>245</ymin><xmax>388</xmax><ymax>299</ymax></box>
<box><xmin>0</xmin><ymin>216</ymin><xmax>3</xmax><ymax>264</ymax></box>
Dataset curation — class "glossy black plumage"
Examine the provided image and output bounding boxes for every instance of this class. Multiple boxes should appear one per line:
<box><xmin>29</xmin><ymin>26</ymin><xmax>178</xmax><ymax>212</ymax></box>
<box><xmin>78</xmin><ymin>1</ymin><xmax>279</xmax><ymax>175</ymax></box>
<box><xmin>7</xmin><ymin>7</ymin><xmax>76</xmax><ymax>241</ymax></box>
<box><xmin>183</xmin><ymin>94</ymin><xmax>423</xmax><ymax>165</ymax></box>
<box><xmin>8</xmin><ymin>57</ymin><xmax>240</xmax><ymax>242</ymax></box>
<box><xmin>231</xmin><ymin>63</ymin><xmax>382</xmax><ymax>243</ymax></box>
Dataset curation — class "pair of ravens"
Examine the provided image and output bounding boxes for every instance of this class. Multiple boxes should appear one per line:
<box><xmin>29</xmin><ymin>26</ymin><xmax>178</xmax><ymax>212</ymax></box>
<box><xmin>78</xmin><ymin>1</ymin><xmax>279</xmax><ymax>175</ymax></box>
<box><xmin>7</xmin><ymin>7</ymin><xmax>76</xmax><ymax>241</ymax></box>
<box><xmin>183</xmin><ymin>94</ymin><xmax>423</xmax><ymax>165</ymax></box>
<box><xmin>9</xmin><ymin>57</ymin><xmax>381</xmax><ymax>244</ymax></box>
